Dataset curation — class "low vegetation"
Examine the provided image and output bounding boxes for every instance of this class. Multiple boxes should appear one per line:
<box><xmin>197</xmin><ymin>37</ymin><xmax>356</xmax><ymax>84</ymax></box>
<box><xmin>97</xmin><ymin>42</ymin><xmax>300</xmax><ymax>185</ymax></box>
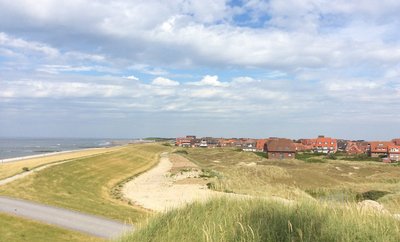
<box><xmin>177</xmin><ymin>148</ymin><xmax>400</xmax><ymax>213</ymax></box>
<box><xmin>0</xmin><ymin>143</ymin><xmax>170</xmax><ymax>222</ymax></box>
<box><xmin>0</xmin><ymin>147</ymin><xmax>122</xmax><ymax>180</ymax></box>
<box><xmin>0</xmin><ymin>213</ymin><xmax>102</xmax><ymax>242</ymax></box>
<box><xmin>119</xmin><ymin>198</ymin><xmax>400</xmax><ymax>242</ymax></box>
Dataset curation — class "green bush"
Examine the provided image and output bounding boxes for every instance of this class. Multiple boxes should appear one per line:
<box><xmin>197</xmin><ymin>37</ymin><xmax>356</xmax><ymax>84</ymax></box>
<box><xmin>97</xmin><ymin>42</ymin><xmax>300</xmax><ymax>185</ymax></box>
<box><xmin>305</xmin><ymin>158</ymin><xmax>326</xmax><ymax>163</ymax></box>
<box><xmin>173</xmin><ymin>150</ymin><xmax>189</xmax><ymax>155</ymax></box>
<box><xmin>356</xmin><ymin>190</ymin><xmax>391</xmax><ymax>201</ymax></box>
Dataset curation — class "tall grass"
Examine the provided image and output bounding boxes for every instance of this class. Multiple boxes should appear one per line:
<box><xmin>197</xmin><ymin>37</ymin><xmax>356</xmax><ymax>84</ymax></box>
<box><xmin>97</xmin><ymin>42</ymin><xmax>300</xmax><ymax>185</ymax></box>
<box><xmin>118</xmin><ymin>198</ymin><xmax>400</xmax><ymax>242</ymax></box>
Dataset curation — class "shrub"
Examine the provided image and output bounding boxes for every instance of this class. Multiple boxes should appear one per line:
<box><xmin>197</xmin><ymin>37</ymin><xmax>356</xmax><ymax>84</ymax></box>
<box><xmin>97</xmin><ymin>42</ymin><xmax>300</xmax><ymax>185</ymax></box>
<box><xmin>173</xmin><ymin>150</ymin><xmax>188</xmax><ymax>155</ymax></box>
<box><xmin>356</xmin><ymin>190</ymin><xmax>391</xmax><ymax>201</ymax></box>
<box><xmin>22</xmin><ymin>167</ymin><xmax>29</xmax><ymax>172</ymax></box>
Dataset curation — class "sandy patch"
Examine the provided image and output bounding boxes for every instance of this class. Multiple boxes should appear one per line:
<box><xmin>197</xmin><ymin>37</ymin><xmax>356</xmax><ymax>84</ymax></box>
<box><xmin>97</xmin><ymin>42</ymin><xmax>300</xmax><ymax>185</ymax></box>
<box><xmin>122</xmin><ymin>153</ymin><xmax>249</xmax><ymax>212</ymax></box>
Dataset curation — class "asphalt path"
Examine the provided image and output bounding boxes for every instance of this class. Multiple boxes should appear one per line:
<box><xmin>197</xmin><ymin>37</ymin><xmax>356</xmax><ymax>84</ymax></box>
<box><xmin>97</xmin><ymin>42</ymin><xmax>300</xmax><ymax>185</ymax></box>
<box><xmin>0</xmin><ymin>196</ymin><xmax>134</xmax><ymax>239</ymax></box>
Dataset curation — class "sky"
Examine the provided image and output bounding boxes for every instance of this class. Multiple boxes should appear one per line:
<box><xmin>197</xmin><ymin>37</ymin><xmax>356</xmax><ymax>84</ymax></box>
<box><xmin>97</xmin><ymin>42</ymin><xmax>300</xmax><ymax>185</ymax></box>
<box><xmin>0</xmin><ymin>0</ymin><xmax>399</xmax><ymax>140</ymax></box>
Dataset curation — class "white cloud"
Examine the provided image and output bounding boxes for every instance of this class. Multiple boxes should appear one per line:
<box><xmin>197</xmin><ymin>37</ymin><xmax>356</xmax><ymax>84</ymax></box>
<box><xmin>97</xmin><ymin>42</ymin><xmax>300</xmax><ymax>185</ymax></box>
<box><xmin>151</xmin><ymin>77</ymin><xmax>180</xmax><ymax>86</ymax></box>
<box><xmin>188</xmin><ymin>75</ymin><xmax>228</xmax><ymax>87</ymax></box>
<box><xmin>124</xmin><ymin>75</ymin><xmax>139</xmax><ymax>81</ymax></box>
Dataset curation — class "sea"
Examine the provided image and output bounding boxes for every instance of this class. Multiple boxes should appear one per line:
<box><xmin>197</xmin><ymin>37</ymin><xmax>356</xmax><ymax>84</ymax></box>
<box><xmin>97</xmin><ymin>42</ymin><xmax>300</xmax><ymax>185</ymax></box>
<box><xmin>0</xmin><ymin>137</ymin><xmax>133</xmax><ymax>160</ymax></box>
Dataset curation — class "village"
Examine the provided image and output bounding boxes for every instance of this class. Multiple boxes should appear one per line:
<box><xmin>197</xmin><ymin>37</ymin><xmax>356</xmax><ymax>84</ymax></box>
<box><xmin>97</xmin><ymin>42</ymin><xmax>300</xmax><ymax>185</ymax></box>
<box><xmin>175</xmin><ymin>135</ymin><xmax>400</xmax><ymax>163</ymax></box>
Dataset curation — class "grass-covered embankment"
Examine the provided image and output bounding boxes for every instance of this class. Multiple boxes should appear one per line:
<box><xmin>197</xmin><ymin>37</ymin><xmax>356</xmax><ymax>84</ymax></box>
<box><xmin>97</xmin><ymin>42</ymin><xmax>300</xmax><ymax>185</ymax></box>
<box><xmin>0</xmin><ymin>143</ymin><xmax>170</xmax><ymax>222</ymax></box>
<box><xmin>0</xmin><ymin>213</ymin><xmax>103</xmax><ymax>242</ymax></box>
<box><xmin>119</xmin><ymin>198</ymin><xmax>400</xmax><ymax>242</ymax></box>
<box><xmin>0</xmin><ymin>147</ymin><xmax>123</xmax><ymax>180</ymax></box>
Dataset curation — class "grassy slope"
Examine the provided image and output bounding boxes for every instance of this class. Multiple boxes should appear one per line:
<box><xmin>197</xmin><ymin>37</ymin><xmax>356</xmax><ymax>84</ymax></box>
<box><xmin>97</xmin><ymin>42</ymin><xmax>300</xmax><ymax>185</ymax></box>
<box><xmin>119</xmin><ymin>198</ymin><xmax>400</xmax><ymax>242</ymax></box>
<box><xmin>0</xmin><ymin>146</ymin><xmax>123</xmax><ymax>180</ymax></box>
<box><xmin>0</xmin><ymin>213</ymin><xmax>102</xmax><ymax>242</ymax></box>
<box><xmin>179</xmin><ymin>148</ymin><xmax>400</xmax><ymax>212</ymax></box>
<box><xmin>0</xmin><ymin>143</ymin><xmax>170</xmax><ymax>222</ymax></box>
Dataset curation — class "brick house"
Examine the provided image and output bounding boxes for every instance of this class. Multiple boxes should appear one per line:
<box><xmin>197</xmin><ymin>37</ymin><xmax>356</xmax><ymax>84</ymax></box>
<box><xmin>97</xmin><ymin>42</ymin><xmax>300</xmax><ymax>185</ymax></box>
<box><xmin>256</xmin><ymin>139</ymin><xmax>268</xmax><ymax>151</ymax></box>
<box><xmin>346</xmin><ymin>141</ymin><xmax>369</xmax><ymax>155</ymax></box>
<box><xmin>264</xmin><ymin>138</ymin><xmax>296</xmax><ymax>159</ymax></box>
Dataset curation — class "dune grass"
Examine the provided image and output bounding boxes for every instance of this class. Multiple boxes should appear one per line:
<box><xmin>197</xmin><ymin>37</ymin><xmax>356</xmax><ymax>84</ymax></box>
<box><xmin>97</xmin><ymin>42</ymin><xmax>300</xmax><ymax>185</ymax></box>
<box><xmin>177</xmin><ymin>148</ymin><xmax>400</xmax><ymax>212</ymax></box>
<box><xmin>0</xmin><ymin>146</ymin><xmax>123</xmax><ymax>180</ymax></box>
<box><xmin>0</xmin><ymin>143</ymin><xmax>170</xmax><ymax>222</ymax></box>
<box><xmin>0</xmin><ymin>212</ymin><xmax>102</xmax><ymax>242</ymax></box>
<box><xmin>119</xmin><ymin>197</ymin><xmax>400</xmax><ymax>242</ymax></box>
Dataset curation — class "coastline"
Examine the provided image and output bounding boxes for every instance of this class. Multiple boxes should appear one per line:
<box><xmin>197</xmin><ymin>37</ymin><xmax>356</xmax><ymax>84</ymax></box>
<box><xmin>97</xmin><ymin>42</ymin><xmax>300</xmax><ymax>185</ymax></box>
<box><xmin>0</xmin><ymin>147</ymin><xmax>107</xmax><ymax>164</ymax></box>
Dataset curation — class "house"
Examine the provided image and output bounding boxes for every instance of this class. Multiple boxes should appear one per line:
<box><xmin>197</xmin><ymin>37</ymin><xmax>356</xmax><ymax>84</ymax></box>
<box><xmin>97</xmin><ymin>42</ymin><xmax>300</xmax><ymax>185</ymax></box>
<box><xmin>264</xmin><ymin>138</ymin><xmax>296</xmax><ymax>159</ymax></box>
<box><xmin>392</xmin><ymin>139</ymin><xmax>400</xmax><ymax>146</ymax></box>
<box><xmin>346</xmin><ymin>141</ymin><xmax>368</xmax><ymax>155</ymax></box>
<box><xmin>388</xmin><ymin>145</ymin><xmax>400</xmax><ymax>162</ymax></box>
<box><xmin>256</xmin><ymin>139</ymin><xmax>268</xmax><ymax>151</ymax></box>
<box><xmin>368</xmin><ymin>141</ymin><xmax>393</xmax><ymax>158</ymax></box>
<box><xmin>293</xmin><ymin>142</ymin><xmax>311</xmax><ymax>151</ymax></box>
<box><xmin>337</xmin><ymin>139</ymin><xmax>348</xmax><ymax>151</ymax></box>
<box><xmin>312</xmin><ymin>136</ymin><xmax>337</xmax><ymax>154</ymax></box>
<box><xmin>175</xmin><ymin>135</ymin><xmax>197</xmax><ymax>147</ymax></box>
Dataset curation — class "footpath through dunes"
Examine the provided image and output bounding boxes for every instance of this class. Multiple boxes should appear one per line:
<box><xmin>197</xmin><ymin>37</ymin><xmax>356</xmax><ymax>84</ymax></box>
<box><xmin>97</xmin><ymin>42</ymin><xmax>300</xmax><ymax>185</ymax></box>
<box><xmin>122</xmin><ymin>152</ymin><xmax>251</xmax><ymax>212</ymax></box>
<box><xmin>0</xmin><ymin>143</ymin><xmax>170</xmax><ymax>223</ymax></box>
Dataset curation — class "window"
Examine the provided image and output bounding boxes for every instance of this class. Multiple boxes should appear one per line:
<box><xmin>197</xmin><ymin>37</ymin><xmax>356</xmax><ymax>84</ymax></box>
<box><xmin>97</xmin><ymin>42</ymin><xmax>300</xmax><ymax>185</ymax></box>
<box><xmin>288</xmin><ymin>154</ymin><xmax>292</xmax><ymax>156</ymax></box>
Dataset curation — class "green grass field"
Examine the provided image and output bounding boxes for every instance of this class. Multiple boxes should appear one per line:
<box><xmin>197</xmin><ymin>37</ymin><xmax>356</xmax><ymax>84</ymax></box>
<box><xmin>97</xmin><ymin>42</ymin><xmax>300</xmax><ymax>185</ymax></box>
<box><xmin>0</xmin><ymin>213</ymin><xmax>102</xmax><ymax>242</ymax></box>
<box><xmin>0</xmin><ymin>143</ymin><xmax>170</xmax><ymax>222</ymax></box>
<box><xmin>119</xmin><ymin>198</ymin><xmax>400</xmax><ymax>242</ymax></box>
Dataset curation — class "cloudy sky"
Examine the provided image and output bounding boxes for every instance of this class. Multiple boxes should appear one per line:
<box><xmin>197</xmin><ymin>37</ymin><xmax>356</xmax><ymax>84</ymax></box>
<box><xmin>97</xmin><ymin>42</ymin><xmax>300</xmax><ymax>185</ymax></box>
<box><xmin>0</xmin><ymin>0</ymin><xmax>399</xmax><ymax>139</ymax></box>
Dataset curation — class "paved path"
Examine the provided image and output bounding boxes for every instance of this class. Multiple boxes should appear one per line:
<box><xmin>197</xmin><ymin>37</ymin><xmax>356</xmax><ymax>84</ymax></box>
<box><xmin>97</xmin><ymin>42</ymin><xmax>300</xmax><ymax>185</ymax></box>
<box><xmin>0</xmin><ymin>196</ymin><xmax>133</xmax><ymax>239</ymax></box>
<box><xmin>0</xmin><ymin>160</ymin><xmax>71</xmax><ymax>186</ymax></box>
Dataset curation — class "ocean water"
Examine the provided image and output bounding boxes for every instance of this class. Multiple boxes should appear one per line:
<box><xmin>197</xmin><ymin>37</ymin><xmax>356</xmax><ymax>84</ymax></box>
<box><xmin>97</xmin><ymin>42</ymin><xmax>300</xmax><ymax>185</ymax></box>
<box><xmin>0</xmin><ymin>138</ymin><xmax>123</xmax><ymax>160</ymax></box>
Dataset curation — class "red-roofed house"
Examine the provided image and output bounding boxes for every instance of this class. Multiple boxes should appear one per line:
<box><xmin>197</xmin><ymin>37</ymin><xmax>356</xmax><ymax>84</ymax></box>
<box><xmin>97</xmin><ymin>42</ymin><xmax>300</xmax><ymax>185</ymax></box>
<box><xmin>392</xmin><ymin>139</ymin><xmax>400</xmax><ymax>146</ymax></box>
<box><xmin>312</xmin><ymin>136</ymin><xmax>337</xmax><ymax>154</ymax></box>
<box><xmin>388</xmin><ymin>145</ymin><xmax>400</xmax><ymax>162</ymax></box>
<box><xmin>264</xmin><ymin>138</ymin><xmax>296</xmax><ymax>159</ymax></box>
<box><xmin>346</xmin><ymin>141</ymin><xmax>368</xmax><ymax>155</ymax></box>
<box><xmin>368</xmin><ymin>141</ymin><xmax>393</xmax><ymax>158</ymax></box>
<box><xmin>256</xmin><ymin>139</ymin><xmax>268</xmax><ymax>151</ymax></box>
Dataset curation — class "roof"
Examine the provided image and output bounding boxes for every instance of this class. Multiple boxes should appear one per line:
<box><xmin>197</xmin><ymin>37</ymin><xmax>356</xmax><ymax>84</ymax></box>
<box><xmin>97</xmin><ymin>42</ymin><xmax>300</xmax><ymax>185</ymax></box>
<box><xmin>266</xmin><ymin>138</ymin><xmax>296</xmax><ymax>152</ymax></box>
<box><xmin>369</xmin><ymin>141</ymin><xmax>394</xmax><ymax>153</ymax></box>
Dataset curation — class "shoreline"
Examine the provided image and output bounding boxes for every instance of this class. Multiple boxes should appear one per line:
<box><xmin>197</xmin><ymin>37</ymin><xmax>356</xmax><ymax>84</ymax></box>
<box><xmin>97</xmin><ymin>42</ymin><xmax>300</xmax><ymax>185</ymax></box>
<box><xmin>0</xmin><ymin>140</ymin><xmax>155</xmax><ymax>164</ymax></box>
<box><xmin>0</xmin><ymin>147</ymin><xmax>112</xmax><ymax>164</ymax></box>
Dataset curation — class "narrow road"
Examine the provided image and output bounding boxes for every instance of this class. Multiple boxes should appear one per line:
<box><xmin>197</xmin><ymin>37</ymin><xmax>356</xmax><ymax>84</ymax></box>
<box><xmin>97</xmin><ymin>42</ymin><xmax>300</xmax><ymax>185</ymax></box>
<box><xmin>0</xmin><ymin>196</ymin><xmax>133</xmax><ymax>239</ymax></box>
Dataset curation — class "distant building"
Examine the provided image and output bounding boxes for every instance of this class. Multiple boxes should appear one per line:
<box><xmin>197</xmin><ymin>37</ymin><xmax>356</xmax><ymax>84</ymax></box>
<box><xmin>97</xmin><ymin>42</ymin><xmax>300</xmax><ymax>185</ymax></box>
<box><xmin>346</xmin><ymin>141</ymin><xmax>368</xmax><ymax>155</ymax></box>
<box><xmin>388</xmin><ymin>144</ymin><xmax>400</xmax><ymax>162</ymax></box>
<box><xmin>368</xmin><ymin>141</ymin><xmax>393</xmax><ymax>158</ymax></box>
<box><xmin>312</xmin><ymin>136</ymin><xmax>337</xmax><ymax>154</ymax></box>
<box><xmin>392</xmin><ymin>139</ymin><xmax>400</xmax><ymax>146</ymax></box>
<box><xmin>175</xmin><ymin>135</ymin><xmax>197</xmax><ymax>147</ymax></box>
<box><xmin>264</xmin><ymin>138</ymin><xmax>296</xmax><ymax>159</ymax></box>
<box><xmin>256</xmin><ymin>139</ymin><xmax>268</xmax><ymax>151</ymax></box>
